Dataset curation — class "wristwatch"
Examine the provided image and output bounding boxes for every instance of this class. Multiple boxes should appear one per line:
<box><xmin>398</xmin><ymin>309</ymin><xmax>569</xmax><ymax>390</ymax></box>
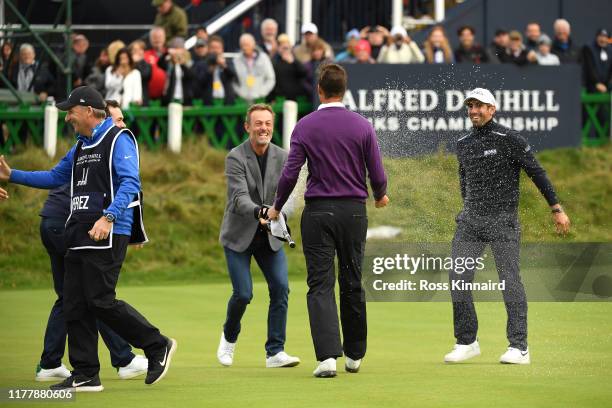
<box><xmin>104</xmin><ymin>213</ymin><xmax>116</xmax><ymax>223</ymax></box>
<box><xmin>551</xmin><ymin>206</ymin><xmax>564</xmax><ymax>214</ymax></box>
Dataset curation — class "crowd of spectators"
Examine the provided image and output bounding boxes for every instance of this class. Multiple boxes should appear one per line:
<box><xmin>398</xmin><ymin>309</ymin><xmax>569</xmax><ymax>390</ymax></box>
<box><xmin>0</xmin><ymin>6</ymin><xmax>610</xmax><ymax>111</ymax></box>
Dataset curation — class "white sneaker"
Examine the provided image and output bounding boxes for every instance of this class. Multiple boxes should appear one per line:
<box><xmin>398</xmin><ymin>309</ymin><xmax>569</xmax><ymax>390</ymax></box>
<box><xmin>444</xmin><ymin>340</ymin><xmax>481</xmax><ymax>363</ymax></box>
<box><xmin>345</xmin><ymin>357</ymin><xmax>362</xmax><ymax>373</ymax></box>
<box><xmin>35</xmin><ymin>363</ymin><xmax>71</xmax><ymax>382</ymax></box>
<box><xmin>217</xmin><ymin>332</ymin><xmax>236</xmax><ymax>367</ymax></box>
<box><xmin>118</xmin><ymin>354</ymin><xmax>148</xmax><ymax>379</ymax></box>
<box><xmin>266</xmin><ymin>351</ymin><xmax>300</xmax><ymax>368</ymax></box>
<box><xmin>313</xmin><ymin>358</ymin><xmax>336</xmax><ymax>378</ymax></box>
<box><xmin>500</xmin><ymin>347</ymin><xmax>530</xmax><ymax>365</ymax></box>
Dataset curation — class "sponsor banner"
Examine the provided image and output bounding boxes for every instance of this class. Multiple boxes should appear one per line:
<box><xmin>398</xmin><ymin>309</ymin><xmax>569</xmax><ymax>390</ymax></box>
<box><xmin>342</xmin><ymin>64</ymin><xmax>582</xmax><ymax>156</ymax></box>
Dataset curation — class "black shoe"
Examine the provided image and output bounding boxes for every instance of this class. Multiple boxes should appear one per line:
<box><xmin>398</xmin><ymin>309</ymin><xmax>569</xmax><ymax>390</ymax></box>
<box><xmin>145</xmin><ymin>337</ymin><xmax>177</xmax><ymax>385</ymax></box>
<box><xmin>50</xmin><ymin>373</ymin><xmax>104</xmax><ymax>392</ymax></box>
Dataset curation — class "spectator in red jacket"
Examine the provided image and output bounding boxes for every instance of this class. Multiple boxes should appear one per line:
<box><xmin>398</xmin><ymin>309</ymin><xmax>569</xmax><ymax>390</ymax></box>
<box><xmin>144</xmin><ymin>26</ymin><xmax>168</xmax><ymax>101</ymax></box>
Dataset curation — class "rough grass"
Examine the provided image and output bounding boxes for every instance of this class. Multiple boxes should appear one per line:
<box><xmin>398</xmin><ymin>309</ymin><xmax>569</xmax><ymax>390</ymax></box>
<box><xmin>369</xmin><ymin>144</ymin><xmax>612</xmax><ymax>242</ymax></box>
<box><xmin>0</xmin><ymin>139</ymin><xmax>610</xmax><ymax>289</ymax></box>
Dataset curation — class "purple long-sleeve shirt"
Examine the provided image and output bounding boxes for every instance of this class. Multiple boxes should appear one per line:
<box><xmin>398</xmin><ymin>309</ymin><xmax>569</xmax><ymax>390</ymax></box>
<box><xmin>274</xmin><ymin>102</ymin><xmax>387</xmax><ymax>210</ymax></box>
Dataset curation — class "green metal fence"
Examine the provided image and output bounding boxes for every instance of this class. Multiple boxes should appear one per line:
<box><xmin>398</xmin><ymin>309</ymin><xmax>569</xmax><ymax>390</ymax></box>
<box><xmin>581</xmin><ymin>91</ymin><xmax>611</xmax><ymax>147</ymax></box>
<box><xmin>0</xmin><ymin>105</ymin><xmax>45</xmax><ymax>152</ymax></box>
<box><xmin>0</xmin><ymin>98</ymin><xmax>313</xmax><ymax>154</ymax></box>
<box><xmin>1</xmin><ymin>92</ymin><xmax>609</xmax><ymax>155</ymax></box>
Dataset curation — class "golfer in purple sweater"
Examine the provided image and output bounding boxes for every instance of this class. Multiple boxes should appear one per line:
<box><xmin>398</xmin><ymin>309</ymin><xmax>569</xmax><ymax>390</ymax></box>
<box><xmin>268</xmin><ymin>63</ymin><xmax>389</xmax><ymax>378</ymax></box>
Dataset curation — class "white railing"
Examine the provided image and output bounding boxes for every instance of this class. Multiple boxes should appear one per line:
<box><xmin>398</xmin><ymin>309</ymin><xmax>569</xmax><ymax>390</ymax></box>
<box><xmin>42</xmin><ymin>99</ymin><xmax>300</xmax><ymax>157</ymax></box>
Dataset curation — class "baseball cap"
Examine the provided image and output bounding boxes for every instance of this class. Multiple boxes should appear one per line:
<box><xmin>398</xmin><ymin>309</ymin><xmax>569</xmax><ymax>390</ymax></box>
<box><xmin>463</xmin><ymin>88</ymin><xmax>498</xmax><ymax>109</ymax></box>
<box><xmin>56</xmin><ymin>86</ymin><xmax>106</xmax><ymax>111</ymax></box>
<box><xmin>195</xmin><ymin>38</ymin><xmax>207</xmax><ymax>47</ymax></box>
<box><xmin>595</xmin><ymin>28</ymin><xmax>609</xmax><ymax>37</ymax></box>
<box><xmin>345</xmin><ymin>28</ymin><xmax>360</xmax><ymax>42</ymax></box>
<box><xmin>390</xmin><ymin>25</ymin><xmax>408</xmax><ymax>38</ymax></box>
<box><xmin>354</xmin><ymin>39</ymin><xmax>372</xmax><ymax>55</ymax></box>
<box><xmin>152</xmin><ymin>0</ymin><xmax>165</xmax><ymax>6</ymax></box>
<box><xmin>301</xmin><ymin>22</ymin><xmax>318</xmax><ymax>35</ymax></box>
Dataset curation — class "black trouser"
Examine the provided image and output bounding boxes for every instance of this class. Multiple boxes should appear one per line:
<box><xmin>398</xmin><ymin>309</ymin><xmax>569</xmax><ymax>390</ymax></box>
<box><xmin>450</xmin><ymin>211</ymin><xmax>528</xmax><ymax>351</ymax></box>
<box><xmin>301</xmin><ymin>199</ymin><xmax>368</xmax><ymax>361</ymax></box>
<box><xmin>64</xmin><ymin>235</ymin><xmax>166</xmax><ymax>377</ymax></box>
<box><xmin>39</xmin><ymin>217</ymin><xmax>135</xmax><ymax>369</ymax></box>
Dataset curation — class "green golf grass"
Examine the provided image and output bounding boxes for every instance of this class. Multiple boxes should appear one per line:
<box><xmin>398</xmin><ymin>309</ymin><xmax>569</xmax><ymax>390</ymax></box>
<box><xmin>1</xmin><ymin>281</ymin><xmax>610</xmax><ymax>407</ymax></box>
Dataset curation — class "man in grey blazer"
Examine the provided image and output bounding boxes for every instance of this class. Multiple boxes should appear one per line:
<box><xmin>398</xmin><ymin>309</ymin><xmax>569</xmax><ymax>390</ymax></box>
<box><xmin>217</xmin><ymin>103</ymin><xmax>300</xmax><ymax>368</ymax></box>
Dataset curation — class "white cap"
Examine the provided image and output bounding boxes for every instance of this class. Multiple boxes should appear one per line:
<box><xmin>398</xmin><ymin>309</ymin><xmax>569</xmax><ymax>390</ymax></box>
<box><xmin>390</xmin><ymin>25</ymin><xmax>408</xmax><ymax>38</ymax></box>
<box><xmin>301</xmin><ymin>22</ymin><xmax>318</xmax><ymax>34</ymax></box>
<box><xmin>464</xmin><ymin>88</ymin><xmax>498</xmax><ymax>109</ymax></box>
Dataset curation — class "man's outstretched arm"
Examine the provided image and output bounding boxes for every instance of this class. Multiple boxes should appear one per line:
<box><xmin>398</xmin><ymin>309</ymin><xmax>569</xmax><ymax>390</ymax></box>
<box><xmin>509</xmin><ymin>134</ymin><xmax>570</xmax><ymax>234</ymax></box>
<box><xmin>0</xmin><ymin>148</ymin><xmax>75</xmax><ymax>189</ymax></box>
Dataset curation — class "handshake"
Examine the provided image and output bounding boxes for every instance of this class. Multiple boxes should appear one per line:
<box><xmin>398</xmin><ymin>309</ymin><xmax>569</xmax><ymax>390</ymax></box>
<box><xmin>255</xmin><ymin>205</ymin><xmax>295</xmax><ymax>248</ymax></box>
<box><xmin>256</xmin><ymin>206</ymin><xmax>271</xmax><ymax>222</ymax></box>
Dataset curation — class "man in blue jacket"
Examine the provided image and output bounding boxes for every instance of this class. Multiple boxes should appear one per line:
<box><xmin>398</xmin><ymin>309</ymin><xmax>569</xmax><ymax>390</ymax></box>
<box><xmin>0</xmin><ymin>86</ymin><xmax>176</xmax><ymax>392</ymax></box>
<box><xmin>34</xmin><ymin>100</ymin><xmax>148</xmax><ymax>382</ymax></box>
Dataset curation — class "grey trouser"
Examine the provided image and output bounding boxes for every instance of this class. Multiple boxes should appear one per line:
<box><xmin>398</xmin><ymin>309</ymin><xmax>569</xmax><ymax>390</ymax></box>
<box><xmin>450</xmin><ymin>211</ymin><xmax>528</xmax><ymax>351</ymax></box>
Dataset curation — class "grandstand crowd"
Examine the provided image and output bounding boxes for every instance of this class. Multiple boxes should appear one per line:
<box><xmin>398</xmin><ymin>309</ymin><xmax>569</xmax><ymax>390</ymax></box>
<box><xmin>0</xmin><ymin>0</ymin><xmax>610</xmax><ymax>110</ymax></box>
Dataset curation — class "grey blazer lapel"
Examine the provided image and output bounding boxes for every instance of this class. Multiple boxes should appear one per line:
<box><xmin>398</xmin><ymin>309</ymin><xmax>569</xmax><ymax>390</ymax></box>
<box><xmin>263</xmin><ymin>146</ymin><xmax>278</xmax><ymax>205</ymax></box>
<box><xmin>244</xmin><ymin>142</ymin><xmax>264</xmax><ymax>203</ymax></box>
